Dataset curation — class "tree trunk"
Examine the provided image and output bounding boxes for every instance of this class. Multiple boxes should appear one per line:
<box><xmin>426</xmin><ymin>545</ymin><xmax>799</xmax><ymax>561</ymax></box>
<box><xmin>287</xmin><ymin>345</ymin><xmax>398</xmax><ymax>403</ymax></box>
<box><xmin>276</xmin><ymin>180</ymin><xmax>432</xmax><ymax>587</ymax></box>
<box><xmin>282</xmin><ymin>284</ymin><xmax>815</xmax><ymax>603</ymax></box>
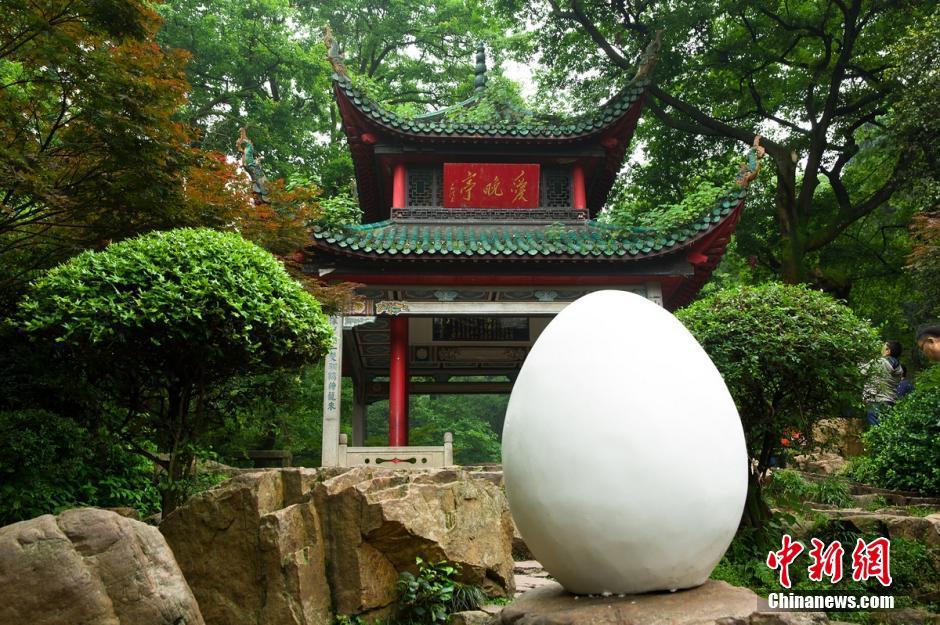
<box><xmin>161</xmin><ymin>445</ymin><xmax>194</xmax><ymax>514</ymax></box>
<box><xmin>773</xmin><ymin>156</ymin><xmax>806</xmax><ymax>284</ymax></box>
<box><xmin>160</xmin><ymin>385</ymin><xmax>192</xmax><ymax>514</ymax></box>
<box><xmin>741</xmin><ymin>470</ymin><xmax>773</xmax><ymax>530</ymax></box>
<box><xmin>779</xmin><ymin>233</ymin><xmax>806</xmax><ymax>284</ymax></box>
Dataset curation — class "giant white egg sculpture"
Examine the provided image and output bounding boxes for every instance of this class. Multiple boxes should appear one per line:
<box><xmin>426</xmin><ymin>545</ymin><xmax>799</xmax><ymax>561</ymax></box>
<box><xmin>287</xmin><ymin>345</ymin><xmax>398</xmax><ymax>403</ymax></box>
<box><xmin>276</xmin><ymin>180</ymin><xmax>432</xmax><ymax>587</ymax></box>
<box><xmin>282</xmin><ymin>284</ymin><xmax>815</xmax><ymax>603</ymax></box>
<box><xmin>502</xmin><ymin>290</ymin><xmax>747</xmax><ymax>595</ymax></box>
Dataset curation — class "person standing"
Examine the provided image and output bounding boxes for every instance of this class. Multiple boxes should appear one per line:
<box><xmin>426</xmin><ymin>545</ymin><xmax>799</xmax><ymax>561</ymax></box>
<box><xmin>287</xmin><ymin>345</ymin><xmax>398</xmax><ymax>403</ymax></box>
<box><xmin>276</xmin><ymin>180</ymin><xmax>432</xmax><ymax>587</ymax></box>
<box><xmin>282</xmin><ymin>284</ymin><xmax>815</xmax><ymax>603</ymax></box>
<box><xmin>862</xmin><ymin>340</ymin><xmax>903</xmax><ymax>426</ymax></box>
<box><xmin>916</xmin><ymin>325</ymin><xmax>940</xmax><ymax>362</ymax></box>
<box><xmin>896</xmin><ymin>365</ymin><xmax>914</xmax><ymax>400</ymax></box>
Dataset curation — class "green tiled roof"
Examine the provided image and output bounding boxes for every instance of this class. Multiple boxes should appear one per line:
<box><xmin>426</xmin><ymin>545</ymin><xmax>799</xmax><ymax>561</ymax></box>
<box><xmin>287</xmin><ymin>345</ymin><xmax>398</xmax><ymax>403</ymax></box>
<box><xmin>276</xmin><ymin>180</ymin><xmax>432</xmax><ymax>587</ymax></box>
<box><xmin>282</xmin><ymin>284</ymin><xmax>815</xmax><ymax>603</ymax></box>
<box><xmin>312</xmin><ymin>189</ymin><xmax>746</xmax><ymax>259</ymax></box>
<box><xmin>334</xmin><ymin>73</ymin><xmax>650</xmax><ymax>139</ymax></box>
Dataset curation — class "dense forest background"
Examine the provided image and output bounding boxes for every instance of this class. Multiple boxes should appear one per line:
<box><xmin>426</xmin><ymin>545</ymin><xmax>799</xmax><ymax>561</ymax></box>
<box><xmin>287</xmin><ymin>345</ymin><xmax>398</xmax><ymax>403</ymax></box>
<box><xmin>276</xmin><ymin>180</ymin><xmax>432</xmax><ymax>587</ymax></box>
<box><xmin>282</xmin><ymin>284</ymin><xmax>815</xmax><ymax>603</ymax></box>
<box><xmin>1</xmin><ymin>0</ymin><xmax>937</xmax><ymax>519</ymax></box>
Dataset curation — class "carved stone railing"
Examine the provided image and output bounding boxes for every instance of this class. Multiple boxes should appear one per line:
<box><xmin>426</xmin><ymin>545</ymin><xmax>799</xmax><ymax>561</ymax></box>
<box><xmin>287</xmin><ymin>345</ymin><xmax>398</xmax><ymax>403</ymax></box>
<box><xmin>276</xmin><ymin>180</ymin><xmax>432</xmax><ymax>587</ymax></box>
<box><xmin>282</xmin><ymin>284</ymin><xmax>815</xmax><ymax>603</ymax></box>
<box><xmin>337</xmin><ymin>432</ymin><xmax>454</xmax><ymax>468</ymax></box>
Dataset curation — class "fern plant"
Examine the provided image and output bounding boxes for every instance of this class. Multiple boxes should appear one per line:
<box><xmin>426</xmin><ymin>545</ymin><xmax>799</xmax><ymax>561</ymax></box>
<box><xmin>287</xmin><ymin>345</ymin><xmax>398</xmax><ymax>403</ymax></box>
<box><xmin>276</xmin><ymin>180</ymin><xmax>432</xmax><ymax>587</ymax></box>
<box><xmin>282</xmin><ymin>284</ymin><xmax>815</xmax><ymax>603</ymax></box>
<box><xmin>393</xmin><ymin>558</ymin><xmax>485</xmax><ymax>625</ymax></box>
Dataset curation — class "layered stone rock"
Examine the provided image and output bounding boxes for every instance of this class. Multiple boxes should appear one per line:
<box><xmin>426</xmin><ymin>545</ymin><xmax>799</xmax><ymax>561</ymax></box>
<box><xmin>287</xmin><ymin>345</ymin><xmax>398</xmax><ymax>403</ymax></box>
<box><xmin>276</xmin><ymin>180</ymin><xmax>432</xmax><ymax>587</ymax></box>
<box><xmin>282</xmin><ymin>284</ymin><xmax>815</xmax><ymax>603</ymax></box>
<box><xmin>312</xmin><ymin>466</ymin><xmax>515</xmax><ymax>616</ymax></box>
<box><xmin>159</xmin><ymin>469</ymin><xmax>330</xmax><ymax>625</ymax></box>
<box><xmin>816</xmin><ymin>509</ymin><xmax>940</xmax><ymax>548</ymax></box>
<box><xmin>0</xmin><ymin>508</ymin><xmax>203</xmax><ymax>625</ymax></box>
<box><xmin>161</xmin><ymin>467</ymin><xmax>514</xmax><ymax>623</ymax></box>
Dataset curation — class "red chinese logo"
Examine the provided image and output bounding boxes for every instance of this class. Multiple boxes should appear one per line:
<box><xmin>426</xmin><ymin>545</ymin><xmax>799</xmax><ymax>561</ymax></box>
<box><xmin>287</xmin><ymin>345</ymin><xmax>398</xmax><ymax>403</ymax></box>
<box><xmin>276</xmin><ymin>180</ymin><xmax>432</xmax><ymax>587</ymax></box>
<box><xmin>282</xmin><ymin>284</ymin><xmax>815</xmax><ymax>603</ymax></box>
<box><xmin>766</xmin><ymin>535</ymin><xmax>892</xmax><ymax>587</ymax></box>
<box><xmin>851</xmin><ymin>537</ymin><xmax>892</xmax><ymax>587</ymax></box>
<box><xmin>807</xmin><ymin>538</ymin><xmax>844</xmax><ymax>583</ymax></box>
<box><xmin>766</xmin><ymin>534</ymin><xmax>804</xmax><ymax>588</ymax></box>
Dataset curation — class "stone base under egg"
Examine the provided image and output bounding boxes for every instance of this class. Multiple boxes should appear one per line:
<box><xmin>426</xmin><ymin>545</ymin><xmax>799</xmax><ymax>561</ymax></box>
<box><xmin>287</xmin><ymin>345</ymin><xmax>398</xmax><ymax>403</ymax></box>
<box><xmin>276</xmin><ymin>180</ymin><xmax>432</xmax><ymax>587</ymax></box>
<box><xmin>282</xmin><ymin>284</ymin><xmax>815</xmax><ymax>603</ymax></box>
<box><xmin>496</xmin><ymin>580</ymin><xmax>829</xmax><ymax>625</ymax></box>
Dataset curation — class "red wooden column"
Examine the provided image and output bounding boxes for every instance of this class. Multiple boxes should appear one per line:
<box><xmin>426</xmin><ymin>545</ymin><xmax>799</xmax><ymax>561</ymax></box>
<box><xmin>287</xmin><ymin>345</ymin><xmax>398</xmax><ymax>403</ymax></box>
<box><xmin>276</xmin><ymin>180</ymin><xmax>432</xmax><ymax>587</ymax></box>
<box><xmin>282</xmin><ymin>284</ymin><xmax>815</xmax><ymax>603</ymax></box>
<box><xmin>572</xmin><ymin>163</ymin><xmax>587</xmax><ymax>211</ymax></box>
<box><xmin>388</xmin><ymin>315</ymin><xmax>409</xmax><ymax>446</ymax></box>
<box><xmin>392</xmin><ymin>163</ymin><xmax>407</xmax><ymax>209</ymax></box>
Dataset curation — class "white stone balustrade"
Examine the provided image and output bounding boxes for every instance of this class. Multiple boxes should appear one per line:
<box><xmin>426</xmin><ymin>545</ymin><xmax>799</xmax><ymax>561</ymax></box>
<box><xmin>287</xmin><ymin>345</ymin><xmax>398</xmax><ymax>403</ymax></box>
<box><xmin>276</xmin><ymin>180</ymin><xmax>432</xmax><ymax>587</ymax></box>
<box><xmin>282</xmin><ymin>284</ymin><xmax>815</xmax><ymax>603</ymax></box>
<box><xmin>336</xmin><ymin>432</ymin><xmax>454</xmax><ymax>468</ymax></box>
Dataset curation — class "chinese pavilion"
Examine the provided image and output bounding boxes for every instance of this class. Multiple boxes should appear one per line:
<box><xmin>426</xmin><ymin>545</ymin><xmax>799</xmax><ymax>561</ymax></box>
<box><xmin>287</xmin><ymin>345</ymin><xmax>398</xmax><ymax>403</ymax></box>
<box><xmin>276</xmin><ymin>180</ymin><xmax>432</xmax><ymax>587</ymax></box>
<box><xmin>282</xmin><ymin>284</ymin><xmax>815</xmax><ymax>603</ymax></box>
<box><xmin>305</xmin><ymin>41</ymin><xmax>761</xmax><ymax>467</ymax></box>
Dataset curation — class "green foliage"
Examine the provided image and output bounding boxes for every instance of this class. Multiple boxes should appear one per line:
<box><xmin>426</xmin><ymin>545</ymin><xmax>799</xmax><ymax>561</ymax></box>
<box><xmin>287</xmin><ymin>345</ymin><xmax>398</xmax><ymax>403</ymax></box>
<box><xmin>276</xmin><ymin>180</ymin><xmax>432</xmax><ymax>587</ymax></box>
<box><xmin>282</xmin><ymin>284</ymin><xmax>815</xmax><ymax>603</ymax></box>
<box><xmin>905</xmin><ymin>505</ymin><xmax>939</xmax><ymax>518</ymax></box>
<box><xmin>15</xmin><ymin>228</ymin><xmax>333</xmax><ymax>511</ymax></box>
<box><xmin>862</xmin><ymin>495</ymin><xmax>890</xmax><ymax>512</ymax></box>
<box><xmin>765</xmin><ymin>470</ymin><xmax>853</xmax><ymax>509</ymax></box>
<box><xmin>17</xmin><ymin>229</ymin><xmax>331</xmax><ymax>373</ymax></box>
<box><xmin>0</xmin><ymin>0</ymin><xmax>232</xmax><ymax>304</ymax></box>
<box><xmin>764</xmin><ymin>470</ymin><xmax>814</xmax><ymax>509</ymax></box>
<box><xmin>160</xmin><ymin>470</ymin><xmax>230</xmax><ymax>509</ymax></box>
<box><xmin>445</xmin><ymin>74</ymin><xmax>531</xmax><ymax>123</ymax></box>
<box><xmin>914</xmin><ymin>364</ymin><xmax>940</xmax><ymax>394</ymax></box>
<box><xmin>408</xmin><ymin>396</ymin><xmax>503</xmax><ymax>465</ymax></box>
<box><xmin>512</xmin><ymin>0</ymin><xmax>928</xmax><ymax>287</ymax></box>
<box><xmin>393</xmin><ymin>558</ymin><xmax>484</xmax><ymax>625</ymax></box>
<box><xmin>812</xmin><ymin>475</ymin><xmax>854</xmax><ymax>508</ymax></box>
<box><xmin>156</xmin><ymin>0</ymin><xmax>334</xmax><ymax>181</ymax></box>
<box><xmin>886</xmin><ymin>8</ymin><xmax>940</xmax><ymax>188</ymax></box>
<box><xmin>677</xmin><ymin>283</ymin><xmax>879</xmax><ymax>476</ymax></box>
<box><xmin>318</xmin><ymin>193</ymin><xmax>363</xmax><ymax>228</ymax></box>
<box><xmin>853</xmin><ymin>384</ymin><xmax>940</xmax><ymax>495</ymax></box>
<box><xmin>316</xmin><ymin>0</ymin><xmax>514</xmax><ymax>110</ymax></box>
<box><xmin>365</xmin><ymin>391</ymin><xmax>506</xmax><ymax>465</ymax></box>
<box><xmin>210</xmin><ymin>363</ymin><xmax>355</xmax><ymax>467</ymax></box>
<box><xmin>158</xmin><ymin>0</ymin><xmax>514</xmax><ymax>188</ymax></box>
<box><xmin>604</xmin><ymin>180</ymin><xmax>726</xmax><ymax>232</ymax></box>
<box><xmin>333</xmin><ymin>616</ymin><xmax>372</xmax><ymax>625</ymax></box>
<box><xmin>0</xmin><ymin>409</ymin><xmax>160</xmax><ymax>525</ymax></box>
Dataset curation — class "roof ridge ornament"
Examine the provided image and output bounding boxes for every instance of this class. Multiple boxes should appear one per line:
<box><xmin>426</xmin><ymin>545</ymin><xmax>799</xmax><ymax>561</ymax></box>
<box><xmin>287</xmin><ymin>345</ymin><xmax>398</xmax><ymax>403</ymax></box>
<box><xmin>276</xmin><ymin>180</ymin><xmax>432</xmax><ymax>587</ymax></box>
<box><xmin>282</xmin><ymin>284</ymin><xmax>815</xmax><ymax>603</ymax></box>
<box><xmin>474</xmin><ymin>42</ymin><xmax>487</xmax><ymax>92</ymax></box>
<box><xmin>323</xmin><ymin>25</ymin><xmax>348</xmax><ymax>77</ymax></box>
<box><xmin>633</xmin><ymin>30</ymin><xmax>662</xmax><ymax>81</ymax></box>
<box><xmin>236</xmin><ymin>127</ymin><xmax>269</xmax><ymax>203</ymax></box>
<box><xmin>736</xmin><ymin>135</ymin><xmax>766</xmax><ymax>188</ymax></box>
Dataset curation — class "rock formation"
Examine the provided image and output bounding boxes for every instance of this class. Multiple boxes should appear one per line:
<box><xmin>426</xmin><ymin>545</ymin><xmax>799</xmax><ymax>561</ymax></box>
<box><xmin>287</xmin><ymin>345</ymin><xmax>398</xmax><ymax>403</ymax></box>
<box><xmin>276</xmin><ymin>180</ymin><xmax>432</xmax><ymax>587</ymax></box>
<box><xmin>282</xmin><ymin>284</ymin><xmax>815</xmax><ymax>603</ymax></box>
<box><xmin>0</xmin><ymin>508</ymin><xmax>203</xmax><ymax>625</ymax></box>
<box><xmin>160</xmin><ymin>466</ymin><xmax>515</xmax><ymax>624</ymax></box>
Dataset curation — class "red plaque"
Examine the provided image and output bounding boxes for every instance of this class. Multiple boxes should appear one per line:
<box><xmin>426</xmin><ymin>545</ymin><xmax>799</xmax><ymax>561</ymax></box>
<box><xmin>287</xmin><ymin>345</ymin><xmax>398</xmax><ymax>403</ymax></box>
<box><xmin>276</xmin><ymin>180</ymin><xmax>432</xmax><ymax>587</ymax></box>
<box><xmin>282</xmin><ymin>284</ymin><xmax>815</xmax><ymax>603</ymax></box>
<box><xmin>443</xmin><ymin>163</ymin><xmax>540</xmax><ymax>208</ymax></box>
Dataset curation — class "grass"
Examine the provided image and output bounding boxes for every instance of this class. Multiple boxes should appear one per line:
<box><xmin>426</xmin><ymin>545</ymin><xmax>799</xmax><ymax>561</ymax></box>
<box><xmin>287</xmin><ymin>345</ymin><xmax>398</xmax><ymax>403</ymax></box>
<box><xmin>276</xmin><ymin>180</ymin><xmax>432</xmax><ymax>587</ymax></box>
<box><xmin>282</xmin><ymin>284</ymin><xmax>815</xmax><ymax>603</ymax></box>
<box><xmin>764</xmin><ymin>469</ymin><xmax>854</xmax><ymax>509</ymax></box>
<box><xmin>905</xmin><ymin>505</ymin><xmax>939</xmax><ymax>518</ymax></box>
<box><xmin>862</xmin><ymin>495</ymin><xmax>889</xmax><ymax>511</ymax></box>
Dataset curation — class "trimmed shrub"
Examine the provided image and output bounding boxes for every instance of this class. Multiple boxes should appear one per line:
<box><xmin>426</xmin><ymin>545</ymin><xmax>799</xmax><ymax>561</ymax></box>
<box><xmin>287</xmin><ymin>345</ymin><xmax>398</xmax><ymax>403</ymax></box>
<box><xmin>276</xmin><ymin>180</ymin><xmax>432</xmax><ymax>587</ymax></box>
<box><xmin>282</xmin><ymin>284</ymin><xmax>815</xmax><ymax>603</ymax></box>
<box><xmin>16</xmin><ymin>228</ymin><xmax>333</xmax><ymax>511</ymax></box>
<box><xmin>677</xmin><ymin>283</ymin><xmax>879</xmax><ymax>526</ymax></box>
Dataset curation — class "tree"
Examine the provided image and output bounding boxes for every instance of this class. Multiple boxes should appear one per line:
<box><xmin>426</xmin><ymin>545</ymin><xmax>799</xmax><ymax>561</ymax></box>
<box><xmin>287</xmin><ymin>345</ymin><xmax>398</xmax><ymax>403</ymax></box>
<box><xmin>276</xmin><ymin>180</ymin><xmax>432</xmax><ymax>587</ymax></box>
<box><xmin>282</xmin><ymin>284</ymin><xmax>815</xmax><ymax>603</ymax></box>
<box><xmin>408</xmin><ymin>395</ymin><xmax>504</xmax><ymax>465</ymax></box>
<box><xmin>0</xmin><ymin>0</ymin><xmax>242</xmax><ymax>304</ymax></box>
<box><xmin>157</xmin><ymin>0</ymin><xmax>514</xmax><ymax>190</ymax></box>
<box><xmin>313</xmin><ymin>0</ymin><xmax>512</xmax><ymax>109</ymax></box>
<box><xmin>16</xmin><ymin>228</ymin><xmax>333</xmax><ymax>511</ymax></box>
<box><xmin>890</xmin><ymin>10</ymin><xmax>940</xmax><ymax>320</ymax></box>
<box><xmin>156</xmin><ymin>0</ymin><xmax>336</xmax><ymax>182</ymax></box>
<box><xmin>909</xmin><ymin>206</ymin><xmax>940</xmax><ymax>319</ymax></box>
<box><xmin>676</xmin><ymin>283</ymin><xmax>879</xmax><ymax>528</ymax></box>
<box><xmin>513</xmin><ymin>0</ymin><xmax>930</xmax><ymax>283</ymax></box>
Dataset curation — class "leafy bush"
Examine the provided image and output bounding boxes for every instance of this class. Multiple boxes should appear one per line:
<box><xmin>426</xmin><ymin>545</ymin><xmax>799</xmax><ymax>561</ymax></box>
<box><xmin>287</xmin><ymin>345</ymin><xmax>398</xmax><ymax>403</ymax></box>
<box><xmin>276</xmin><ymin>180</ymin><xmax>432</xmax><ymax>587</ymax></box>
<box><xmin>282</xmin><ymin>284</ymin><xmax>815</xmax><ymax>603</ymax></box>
<box><xmin>0</xmin><ymin>409</ymin><xmax>160</xmax><ymax>524</ymax></box>
<box><xmin>914</xmin><ymin>364</ymin><xmax>940</xmax><ymax>393</ymax></box>
<box><xmin>16</xmin><ymin>228</ymin><xmax>333</xmax><ymax>511</ymax></box>
<box><xmin>854</xmin><ymin>387</ymin><xmax>940</xmax><ymax>495</ymax></box>
<box><xmin>765</xmin><ymin>470</ymin><xmax>853</xmax><ymax>509</ymax></box>
<box><xmin>604</xmin><ymin>180</ymin><xmax>726</xmax><ymax>232</ymax></box>
<box><xmin>393</xmin><ymin>558</ymin><xmax>484</xmax><ymax>625</ymax></box>
<box><xmin>764</xmin><ymin>470</ymin><xmax>814</xmax><ymax>508</ymax></box>
<box><xmin>677</xmin><ymin>283</ymin><xmax>879</xmax><ymax>526</ymax></box>
<box><xmin>318</xmin><ymin>192</ymin><xmax>362</xmax><ymax>228</ymax></box>
<box><xmin>812</xmin><ymin>475</ymin><xmax>854</xmax><ymax>507</ymax></box>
